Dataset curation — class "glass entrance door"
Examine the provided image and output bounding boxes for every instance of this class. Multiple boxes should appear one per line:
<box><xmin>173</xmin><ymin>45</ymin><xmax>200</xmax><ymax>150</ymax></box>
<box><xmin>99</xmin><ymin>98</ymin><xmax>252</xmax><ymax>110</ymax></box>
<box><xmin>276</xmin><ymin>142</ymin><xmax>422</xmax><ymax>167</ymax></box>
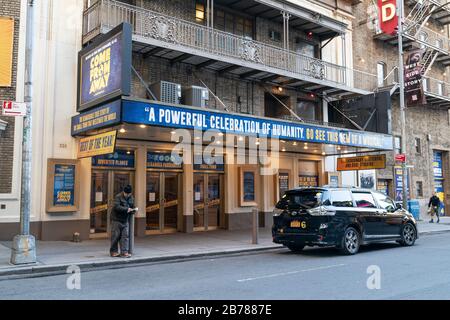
<box><xmin>90</xmin><ymin>171</ymin><xmax>134</xmax><ymax>237</ymax></box>
<box><xmin>146</xmin><ymin>172</ymin><xmax>180</xmax><ymax>233</ymax></box>
<box><xmin>194</xmin><ymin>173</ymin><xmax>222</xmax><ymax>231</ymax></box>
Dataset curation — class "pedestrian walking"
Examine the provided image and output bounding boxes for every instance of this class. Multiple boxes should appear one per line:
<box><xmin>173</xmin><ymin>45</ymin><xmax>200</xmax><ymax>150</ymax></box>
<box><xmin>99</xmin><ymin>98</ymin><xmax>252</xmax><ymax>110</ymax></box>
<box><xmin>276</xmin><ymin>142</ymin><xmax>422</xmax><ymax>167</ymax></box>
<box><xmin>110</xmin><ymin>185</ymin><xmax>138</xmax><ymax>258</ymax></box>
<box><xmin>428</xmin><ymin>192</ymin><xmax>441</xmax><ymax>224</ymax></box>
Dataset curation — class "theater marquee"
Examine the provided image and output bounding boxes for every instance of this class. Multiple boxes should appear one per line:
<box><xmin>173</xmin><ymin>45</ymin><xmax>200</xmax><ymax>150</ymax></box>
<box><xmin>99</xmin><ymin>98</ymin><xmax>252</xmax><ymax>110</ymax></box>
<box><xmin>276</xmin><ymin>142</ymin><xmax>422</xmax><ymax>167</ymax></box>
<box><xmin>77</xmin><ymin>23</ymin><xmax>132</xmax><ymax>112</ymax></box>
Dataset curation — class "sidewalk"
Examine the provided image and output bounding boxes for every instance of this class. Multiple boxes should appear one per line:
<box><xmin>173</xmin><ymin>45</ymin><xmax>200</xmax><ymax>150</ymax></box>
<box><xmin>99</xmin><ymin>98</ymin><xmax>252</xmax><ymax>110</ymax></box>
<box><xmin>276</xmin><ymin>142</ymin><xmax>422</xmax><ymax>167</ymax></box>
<box><xmin>1</xmin><ymin>218</ymin><xmax>450</xmax><ymax>278</ymax></box>
<box><xmin>0</xmin><ymin>228</ymin><xmax>279</xmax><ymax>277</ymax></box>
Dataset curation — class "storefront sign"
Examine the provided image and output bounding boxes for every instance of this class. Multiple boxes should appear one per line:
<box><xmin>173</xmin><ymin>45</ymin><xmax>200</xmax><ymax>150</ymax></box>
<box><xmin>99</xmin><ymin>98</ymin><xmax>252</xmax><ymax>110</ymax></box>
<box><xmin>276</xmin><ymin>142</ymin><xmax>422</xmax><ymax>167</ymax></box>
<box><xmin>147</xmin><ymin>152</ymin><xmax>183</xmax><ymax>169</ymax></box>
<box><xmin>92</xmin><ymin>149</ymin><xmax>135</xmax><ymax>169</ymax></box>
<box><xmin>77</xmin><ymin>130</ymin><xmax>117</xmax><ymax>159</ymax></box>
<box><xmin>122</xmin><ymin>99</ymin><xmax>394</xmax><ymax>150</ymax></box>
<box><xmin>337</xmin><ymin>155</ymin><xmax>386</xmax><ymax>171</ymax></box>
<box><xmin>1</xmin><ymin>101</ymin><xmax>27</xmax><ymax>116</ymax></box>
<box><xmin>46</xmin><ymin>159</ymin><xmax>80</xmax><ymax>213</ymax></box>
<box><xmin>394</xmin><ymin>166</ymin><xmax>410</xmax><ymax>202</ymax></box>
<box><xmin>193</xmin><ymin>154</ymin><xmax>225</xmax><ymax>172</ymax></box>
<box><xmin>405</xmin><ymin>49</ymin><xmax>426</xmax><ymax>106</ymax></box>
<box><xmin>0</xmin><ymin>17</ymin><xmax>14</xmax><ymax>87</ymax></box>
<box><xmin>377</xmin><ymin>0</ymin><xmax>397</xmax><ymax>35</ymax></box>
<box><xmin>299</xmin><ymin>175</ymin><xmax>319</xmax><ymax>188</ymax></box>
<box><xmin>77</xmin><ymin>23</ymin><xmax>132</xmax><ymax>112</ymax></box>
<box><xmin>71</xmin><ymin>100</ymin><xmax>121</xmax><ymax>136</ymax></box>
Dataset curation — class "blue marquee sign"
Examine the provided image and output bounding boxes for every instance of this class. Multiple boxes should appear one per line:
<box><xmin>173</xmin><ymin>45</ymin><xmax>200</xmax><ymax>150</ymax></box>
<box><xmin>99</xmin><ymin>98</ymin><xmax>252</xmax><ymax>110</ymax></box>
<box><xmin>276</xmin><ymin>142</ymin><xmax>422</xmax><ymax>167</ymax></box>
<box><xmin>122</xmin><ymin>99</ymin><xmax>393</xmax><ymax>150</ymax></box>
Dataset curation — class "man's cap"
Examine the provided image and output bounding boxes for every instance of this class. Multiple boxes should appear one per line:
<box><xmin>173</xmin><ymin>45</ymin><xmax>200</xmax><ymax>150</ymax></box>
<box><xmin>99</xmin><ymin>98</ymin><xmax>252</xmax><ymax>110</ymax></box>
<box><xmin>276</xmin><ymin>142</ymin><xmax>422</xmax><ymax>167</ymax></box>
<box><xmin>124</xmin><ymin>185</ymin><xmax>132</xmax><ymax>194</ymax></box>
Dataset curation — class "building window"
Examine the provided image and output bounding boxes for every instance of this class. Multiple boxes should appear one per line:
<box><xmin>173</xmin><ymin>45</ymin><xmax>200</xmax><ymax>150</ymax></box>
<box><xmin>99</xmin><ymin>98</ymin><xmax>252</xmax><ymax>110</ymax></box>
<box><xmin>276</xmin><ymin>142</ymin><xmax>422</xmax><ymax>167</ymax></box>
<box><xmin>416</xmin><ymin>181</ymin><xmax>423</xmax><ymax>198</ymax></box>
<box><xmin>415</xmin><ymin>137</ymin><xmax>421</xmax><ymax>154</ymax></box>
<box><xmin>295</xmin><ymin>38</ymin><xmax>317</xmax><ymax>58</ymax></box>
<box><xmin>215</xmin><ymin>9</ymin><xmax>254</xmax><ymax>39</ymax></box>
<box><xmin>269</xmin><ymin>30</ymin><xmax>282</xmax><ymax>42</ymax></box>
<box><xmin>423</xmin><ymin>78</ymin><xmax>429</xmax><ymax>92</ymax></box>
<box><xmin>377</xmin><ymin>62</ymin><xmax>386</xmax><ymax>87</ymax></box>
<box><xmin>195</xmin><ymin>2</ymin><xmax>205</xmax><ymax>23</ymax></box>
<box><xmin>438</xmin><ymin>82</ymin><xmax>444</xmax><ymax>96</ymax></box>
<box><xmin>394</xmin><ymin>136</ymin><xmax>401</xmax><ymax>154</ymax></box>
<box><xmin>419</xmin><ymin>32</ymin><xmax>428</xmax><ymax>50</ymax></box>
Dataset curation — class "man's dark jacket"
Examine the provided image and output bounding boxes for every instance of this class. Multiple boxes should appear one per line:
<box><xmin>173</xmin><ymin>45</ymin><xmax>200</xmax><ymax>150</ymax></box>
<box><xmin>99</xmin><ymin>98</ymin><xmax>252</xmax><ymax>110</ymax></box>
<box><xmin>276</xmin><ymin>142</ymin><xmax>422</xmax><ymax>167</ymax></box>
<box><xmin>429</xmin><ymin>195</ymin><xmax>441</xmax><ymax>207</ymax></box>
<box><xmin>111</xmin><ymin>193</ymin><xmax>135</xmax><ymax>223</ymax></box>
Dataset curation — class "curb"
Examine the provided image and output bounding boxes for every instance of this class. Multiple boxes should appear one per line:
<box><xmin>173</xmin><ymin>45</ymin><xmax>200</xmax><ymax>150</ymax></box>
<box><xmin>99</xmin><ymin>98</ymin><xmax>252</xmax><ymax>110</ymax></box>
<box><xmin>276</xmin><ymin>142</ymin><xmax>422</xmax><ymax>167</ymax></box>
<box><xmin>0</xmin><ymin>245</ymin><xmax>283</xmax><ymax>279</ymax></box>
<box><xmin>1</xmin><ymin>227</ymin><xmax>450</xmax><ymax>279</ymax></box>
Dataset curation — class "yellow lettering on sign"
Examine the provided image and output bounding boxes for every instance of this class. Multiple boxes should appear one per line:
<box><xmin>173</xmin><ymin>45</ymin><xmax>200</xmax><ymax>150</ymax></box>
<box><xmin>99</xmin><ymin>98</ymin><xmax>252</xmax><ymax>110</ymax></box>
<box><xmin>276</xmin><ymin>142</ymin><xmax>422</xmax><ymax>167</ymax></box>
<box><xmin>77</xmin><ymin>131</ymin><xmax>117</xmax><ymax>159</ymax></box>
<box><xmin>89</xmin><ymin>48</ymin><xmax>112</xmax><ymax>96</ymax></box>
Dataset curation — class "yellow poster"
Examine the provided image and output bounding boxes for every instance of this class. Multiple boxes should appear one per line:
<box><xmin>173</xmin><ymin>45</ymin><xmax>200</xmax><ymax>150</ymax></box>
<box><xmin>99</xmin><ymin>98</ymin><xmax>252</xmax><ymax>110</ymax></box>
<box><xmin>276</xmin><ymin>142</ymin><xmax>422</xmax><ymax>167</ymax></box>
<box><xmin>77</xmin><ymin>130</ymin><xmax>117</xmax><ymax>159</ymax></box>
<box><xmin>337</xmin><ymin>155</ymin><xmax>386</xmax><ymax>171</ymax></box>
<box><xmin>0</xmin><ymin>17</ymin><xmax>14</xmax><ymax>87</ymax></box>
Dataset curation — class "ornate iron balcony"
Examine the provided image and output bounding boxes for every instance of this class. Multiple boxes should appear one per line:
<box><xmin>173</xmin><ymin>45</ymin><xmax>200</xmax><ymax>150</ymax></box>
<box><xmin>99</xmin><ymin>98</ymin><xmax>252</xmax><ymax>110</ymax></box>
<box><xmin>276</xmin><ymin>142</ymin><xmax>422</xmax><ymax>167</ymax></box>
<box><xmin>83</xmin><ymin>0</ymin><xmax>377</xmax><ymax>94</ymax></box>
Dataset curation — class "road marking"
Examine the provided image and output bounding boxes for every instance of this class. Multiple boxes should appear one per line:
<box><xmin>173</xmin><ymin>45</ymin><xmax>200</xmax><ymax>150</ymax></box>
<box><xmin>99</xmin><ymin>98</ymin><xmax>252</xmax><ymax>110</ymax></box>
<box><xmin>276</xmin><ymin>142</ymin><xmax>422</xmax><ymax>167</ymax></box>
<box><xmin>237</xmin><ymin>264</ymin><xmax>347</xmax><ymax>282</ymax></box>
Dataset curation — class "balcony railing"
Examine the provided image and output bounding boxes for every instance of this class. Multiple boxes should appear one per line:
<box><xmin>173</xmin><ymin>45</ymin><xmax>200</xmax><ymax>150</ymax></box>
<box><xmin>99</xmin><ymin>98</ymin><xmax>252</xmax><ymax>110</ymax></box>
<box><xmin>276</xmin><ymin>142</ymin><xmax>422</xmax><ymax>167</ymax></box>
<box><xmin>83</xmin><ymin>0</ymin><xmax>378</xmax><ymax>94</ymax></box>
<box><xmin>403</xmin><ymin>19</ymin><xmax>450</xmax><ymax>54</ymax></box>
<box><xmin>423</xmin><ymin>76</ymin><xmax>450</xmax><ymax>101</ymax></box>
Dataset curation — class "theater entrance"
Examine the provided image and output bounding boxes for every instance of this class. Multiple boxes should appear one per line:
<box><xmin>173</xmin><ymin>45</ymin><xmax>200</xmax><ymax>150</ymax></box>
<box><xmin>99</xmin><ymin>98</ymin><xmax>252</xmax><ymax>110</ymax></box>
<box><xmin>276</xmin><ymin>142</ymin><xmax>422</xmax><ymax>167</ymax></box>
<box><xmin>146</xmin><ymin>171</ymin><xmax>181</xmax><ymax>234</ymax></box>
<box><xmin>90</xmin><ymin>170</ymin><xmax>135</xmax><ymax>238</ymax></box>
<box><xmin>90</xmin><ymin>150</ymin><xmax>136</xmax><ymax>238</ymax></box>
<box><xmin>193</xmin><ymin>173</ymin><xmax>224</xmax><ymax>231</ymax></box>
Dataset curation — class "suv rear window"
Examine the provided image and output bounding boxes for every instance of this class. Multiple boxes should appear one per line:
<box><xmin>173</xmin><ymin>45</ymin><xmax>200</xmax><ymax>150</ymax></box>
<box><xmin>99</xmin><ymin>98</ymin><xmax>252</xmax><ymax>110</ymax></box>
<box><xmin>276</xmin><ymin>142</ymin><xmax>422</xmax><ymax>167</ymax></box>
<box><xmin>276</xmin><ymin>189</ymin><xmax>325</xmax><ymax>209</ymax></box>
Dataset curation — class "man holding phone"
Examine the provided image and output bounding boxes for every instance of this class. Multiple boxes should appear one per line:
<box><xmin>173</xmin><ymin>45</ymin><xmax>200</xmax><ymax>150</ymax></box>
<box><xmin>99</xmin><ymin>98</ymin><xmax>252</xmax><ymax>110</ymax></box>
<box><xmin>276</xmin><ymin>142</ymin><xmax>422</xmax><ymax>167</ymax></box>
<box><xmin>110</xmin><ymin>185</ymin><xmax>138</xmax><ymax>258</ymax></box>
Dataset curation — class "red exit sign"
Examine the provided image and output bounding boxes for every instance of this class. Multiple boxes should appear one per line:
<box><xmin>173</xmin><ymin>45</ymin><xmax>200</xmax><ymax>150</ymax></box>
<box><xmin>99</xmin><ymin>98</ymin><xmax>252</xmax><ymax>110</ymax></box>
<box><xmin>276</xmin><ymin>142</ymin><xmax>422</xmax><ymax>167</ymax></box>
<box><xmin>378</xmin><ymin>0</ymin><xmax>398</xmax><ymax>35</ymax></box>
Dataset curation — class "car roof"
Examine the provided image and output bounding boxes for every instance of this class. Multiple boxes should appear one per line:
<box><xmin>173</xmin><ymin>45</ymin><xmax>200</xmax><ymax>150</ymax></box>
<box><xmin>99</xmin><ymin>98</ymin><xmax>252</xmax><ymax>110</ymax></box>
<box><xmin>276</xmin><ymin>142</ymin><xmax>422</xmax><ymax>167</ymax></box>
<box><xmin>288</xmin><ymin>186</ymin><xmax>380</xmax><ymax>193</ymax></box>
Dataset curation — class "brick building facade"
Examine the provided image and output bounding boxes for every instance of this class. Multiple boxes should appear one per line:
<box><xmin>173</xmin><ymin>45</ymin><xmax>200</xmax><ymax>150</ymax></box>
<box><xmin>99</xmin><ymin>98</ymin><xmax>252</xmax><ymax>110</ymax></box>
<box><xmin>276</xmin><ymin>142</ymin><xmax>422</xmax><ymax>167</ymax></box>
<box><xmin>352</xmin><ymin>0</ymin><xmax>450</xmax><ymax>214</ymax></box>
<box><xmin>0</xmin><ymin>0</ymin><xmax>21</xmax><ymax>194</ymax></box>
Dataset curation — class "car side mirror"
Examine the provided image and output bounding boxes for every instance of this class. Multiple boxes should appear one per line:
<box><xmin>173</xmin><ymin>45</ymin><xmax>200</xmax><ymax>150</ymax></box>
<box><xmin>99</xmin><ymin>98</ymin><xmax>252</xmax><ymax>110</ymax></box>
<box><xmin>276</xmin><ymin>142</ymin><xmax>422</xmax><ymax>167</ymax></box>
<box><xmin>395</xmin><ymin>203</ymin><xmax>403</xmax><ymax>210</ymax></box>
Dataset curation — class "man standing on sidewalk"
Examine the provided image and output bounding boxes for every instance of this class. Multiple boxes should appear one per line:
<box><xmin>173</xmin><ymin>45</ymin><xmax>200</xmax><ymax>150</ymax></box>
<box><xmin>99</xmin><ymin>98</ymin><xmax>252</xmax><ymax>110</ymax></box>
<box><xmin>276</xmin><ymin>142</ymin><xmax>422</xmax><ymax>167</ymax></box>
<box><xmin>428</xmin><ymin>192</ymin><xmax>441</xmax><ymax>224</ymax></box>
<box><xmin>110</xmin><ymin>185</ymin><xmax>137</xmax><ymax>258</ymax></box>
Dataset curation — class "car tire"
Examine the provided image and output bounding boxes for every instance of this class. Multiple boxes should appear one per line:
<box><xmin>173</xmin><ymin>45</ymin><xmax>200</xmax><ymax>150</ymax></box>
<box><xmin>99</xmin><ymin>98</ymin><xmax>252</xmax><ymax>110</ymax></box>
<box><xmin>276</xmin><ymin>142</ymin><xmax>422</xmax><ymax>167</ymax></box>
<box><xmin>339</xmin><ymin>227</ymin><xmax>361</xmax><ymax>255</ymax></box>
<box><xmin>399</xmin><ymin>223</ymin><xmax>417</xmax><ymax>247</ymax></box>
<box><xmin>286</xmin><ymin>244</ymin><xmax>305</xmax><ymax>253</ymax></box>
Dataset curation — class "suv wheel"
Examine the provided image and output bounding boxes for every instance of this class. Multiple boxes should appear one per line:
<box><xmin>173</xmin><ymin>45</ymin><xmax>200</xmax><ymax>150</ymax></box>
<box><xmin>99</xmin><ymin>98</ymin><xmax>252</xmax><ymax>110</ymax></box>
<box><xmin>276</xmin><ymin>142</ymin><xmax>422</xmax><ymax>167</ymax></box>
<box><xmin>286</xmin><ymin>244</ymin><xmax>305</xmax><ymax>253</ymax></box>
<box><xmin>340</xmin><ymin>227</ymin><xmax>360</xmax><ymax>255</ymax></box>
<box><xmin>399</xmin><ymin>223</ymin><xmax>417</xmax><ymax>246</ymax></box>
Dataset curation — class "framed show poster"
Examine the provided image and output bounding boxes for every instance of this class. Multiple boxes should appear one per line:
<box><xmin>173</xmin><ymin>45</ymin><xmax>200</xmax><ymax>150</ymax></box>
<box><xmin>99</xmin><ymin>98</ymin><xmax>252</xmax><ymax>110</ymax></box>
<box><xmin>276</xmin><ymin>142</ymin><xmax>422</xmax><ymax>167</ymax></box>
<box><xmin>46</xmin><ymin>159</ymin><xmax>81</xmax><ymax>213</ymax></box>
<box><xmin>239</xmin><ymin>167</ymin><xmax>258</xmax><ymax>207</ymax></box>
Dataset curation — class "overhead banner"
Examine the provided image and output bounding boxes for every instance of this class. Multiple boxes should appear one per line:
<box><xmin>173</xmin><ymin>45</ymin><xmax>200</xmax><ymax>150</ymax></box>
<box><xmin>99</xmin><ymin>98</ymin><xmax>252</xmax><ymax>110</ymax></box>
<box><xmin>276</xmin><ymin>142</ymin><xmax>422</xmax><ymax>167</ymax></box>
<box><xmin>405</xmin><ymin>49</ymin><xmax>426</xmax><ymax>106</ymax></box>
<box><xmin>337</xmin><ymin>155</ymin><xmax>386</xmax><ymax>171</ymax></box>
<box><xmin>122</xmin><ymin>99</ymin><xmax>394</xmax><ymax>150</ymax></box>
<box><xmin>377</xmin><ymin>0</ymin><xmax>398</xmax><ymax>35</ymax></box>
<box><xmin>77</xmin><ymin>130</ymin><xmax>117</xmax><ymax>159</ymax></box>
<box><xmin>0</xmin><ymin>17</ymin><xmax>14</xmax><ymax>87</ymax></box>
<box><xmin>77</xmin><ymin>23</ymin><xmax>132</xmax><ymax>112</ymax></box>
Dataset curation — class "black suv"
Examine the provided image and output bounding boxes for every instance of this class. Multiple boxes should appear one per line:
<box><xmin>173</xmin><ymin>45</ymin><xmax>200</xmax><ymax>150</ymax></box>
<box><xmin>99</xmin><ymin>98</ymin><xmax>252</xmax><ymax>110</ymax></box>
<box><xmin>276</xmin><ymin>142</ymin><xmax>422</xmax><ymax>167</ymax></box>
<box><xmin>272</xmin><ymin>187</ymin><xmax>418</xmax><ymax>255</ymax></box>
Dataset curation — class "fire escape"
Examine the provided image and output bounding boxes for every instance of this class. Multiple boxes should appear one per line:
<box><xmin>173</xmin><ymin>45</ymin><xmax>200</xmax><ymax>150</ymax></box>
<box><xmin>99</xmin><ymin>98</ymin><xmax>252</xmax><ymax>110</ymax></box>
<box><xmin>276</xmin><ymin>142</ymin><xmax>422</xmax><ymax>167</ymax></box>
<box><xmin>374</xmin><ymin>0</ymin><xmax>450</xmax><ymax>106</ymax></box>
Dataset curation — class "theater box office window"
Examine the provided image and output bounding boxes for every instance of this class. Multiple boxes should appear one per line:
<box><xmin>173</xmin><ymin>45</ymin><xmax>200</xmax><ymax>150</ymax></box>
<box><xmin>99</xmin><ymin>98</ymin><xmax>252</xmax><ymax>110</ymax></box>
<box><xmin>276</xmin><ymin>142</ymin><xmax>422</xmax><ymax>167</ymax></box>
<box><xmin>46</xmin><ymin>159</ymin><xmax>81</xmax><ymax>213</ymax></box>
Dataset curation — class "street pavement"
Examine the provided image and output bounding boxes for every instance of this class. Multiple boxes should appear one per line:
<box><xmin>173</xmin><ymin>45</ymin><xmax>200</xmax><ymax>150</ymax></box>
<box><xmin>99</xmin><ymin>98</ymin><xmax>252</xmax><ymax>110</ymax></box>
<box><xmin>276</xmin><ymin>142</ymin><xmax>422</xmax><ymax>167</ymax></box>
<box><xmin>1</xmin><ymin>232</ymin><xmax>450</xmax><ymax>300</ymax></box>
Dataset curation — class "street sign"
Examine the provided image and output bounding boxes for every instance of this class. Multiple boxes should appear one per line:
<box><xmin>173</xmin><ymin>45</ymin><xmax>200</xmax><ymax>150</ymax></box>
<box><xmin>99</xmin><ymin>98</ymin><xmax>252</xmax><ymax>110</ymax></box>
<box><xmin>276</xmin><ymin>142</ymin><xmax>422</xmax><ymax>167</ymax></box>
<box><xmin>395</xmin><ymin>154</ymin><xmax>406</xmax><ymax>163</ymax></box>
<box><xmin>1</xmin><ymin>101</ymin><xmax>27</xmax><ymax>116</ymax></box>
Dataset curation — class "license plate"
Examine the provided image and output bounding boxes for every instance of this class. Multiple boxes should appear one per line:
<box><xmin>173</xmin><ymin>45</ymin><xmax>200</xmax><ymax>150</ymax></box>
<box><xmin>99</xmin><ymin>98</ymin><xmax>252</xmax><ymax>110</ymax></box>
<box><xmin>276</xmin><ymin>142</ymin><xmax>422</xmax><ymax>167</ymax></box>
<box><xmin>291</xmin><ymin>221</ymin><xmax>306</xmax><ymax>229</ymax></box>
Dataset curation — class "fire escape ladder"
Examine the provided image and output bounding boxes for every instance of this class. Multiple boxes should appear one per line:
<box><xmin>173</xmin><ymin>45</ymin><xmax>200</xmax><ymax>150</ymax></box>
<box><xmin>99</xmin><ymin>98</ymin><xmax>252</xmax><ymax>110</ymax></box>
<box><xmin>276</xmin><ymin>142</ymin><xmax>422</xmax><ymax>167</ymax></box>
<box><xmin>404</xmin><ymin>0</ymin><xmax>436</xmax><ymax>37</ymax></box>
<box><xmin>421</xmin><ymin>48</ymin><xmax>439</xmax><ymax>76</ymax></box>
